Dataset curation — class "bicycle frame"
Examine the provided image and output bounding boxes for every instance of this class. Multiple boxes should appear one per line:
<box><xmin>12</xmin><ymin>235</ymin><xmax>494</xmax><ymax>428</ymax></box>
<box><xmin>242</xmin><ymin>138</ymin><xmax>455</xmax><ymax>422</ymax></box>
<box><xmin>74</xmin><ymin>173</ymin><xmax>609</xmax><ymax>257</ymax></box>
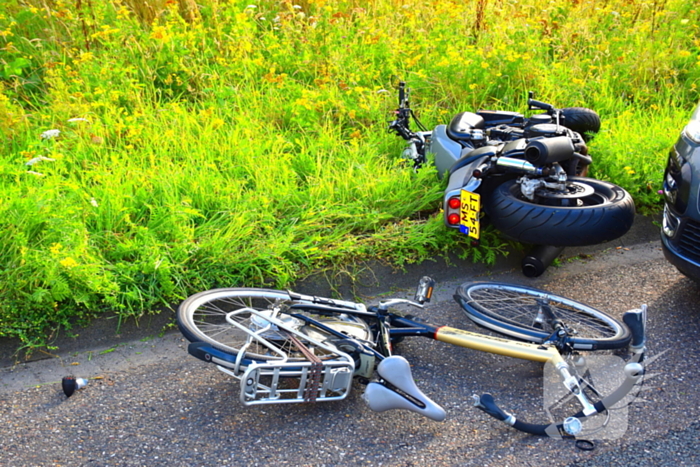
<box><xmin>182</xmin><ymin>282</ymin><xmax>647</xmax><ymax>438</ymax></box>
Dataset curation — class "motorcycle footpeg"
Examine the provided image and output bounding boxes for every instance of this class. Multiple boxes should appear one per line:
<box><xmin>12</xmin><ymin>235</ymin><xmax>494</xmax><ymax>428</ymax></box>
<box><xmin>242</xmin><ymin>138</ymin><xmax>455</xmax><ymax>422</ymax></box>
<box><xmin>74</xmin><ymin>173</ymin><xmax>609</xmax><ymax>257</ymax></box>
<box><xmin>363</xmin><ymin>355</ymin><xmax>446</xmax><ymax>421</ymax></box>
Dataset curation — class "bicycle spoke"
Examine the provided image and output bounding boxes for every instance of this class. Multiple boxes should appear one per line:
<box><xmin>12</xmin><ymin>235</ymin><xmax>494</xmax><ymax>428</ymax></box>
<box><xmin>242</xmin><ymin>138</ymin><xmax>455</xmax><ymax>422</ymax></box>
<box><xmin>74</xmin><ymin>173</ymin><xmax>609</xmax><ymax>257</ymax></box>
<box><xmin>458</xmin><ymin>283</ymin><xmax>629</xmax><ymax>348</ymax></box>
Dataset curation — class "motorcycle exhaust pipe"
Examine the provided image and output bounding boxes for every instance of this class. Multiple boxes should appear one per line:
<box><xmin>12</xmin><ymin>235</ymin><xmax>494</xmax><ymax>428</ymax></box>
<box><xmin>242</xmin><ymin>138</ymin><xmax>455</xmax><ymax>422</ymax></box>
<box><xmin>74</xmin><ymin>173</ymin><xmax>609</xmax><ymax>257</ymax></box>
<box><xmin>524</xmin><ymin>136</ymin><xmax>575</xmax><ymax>166</ymax></box>
<box><xmin>521</xmin><ymin>245</ymin><xmax>565</xmax><ymax>277</ymax></box>
<box><xmin>496</xmin><ymin>157</ymin><xmax>548</xmax><ymax>175</ymax></box>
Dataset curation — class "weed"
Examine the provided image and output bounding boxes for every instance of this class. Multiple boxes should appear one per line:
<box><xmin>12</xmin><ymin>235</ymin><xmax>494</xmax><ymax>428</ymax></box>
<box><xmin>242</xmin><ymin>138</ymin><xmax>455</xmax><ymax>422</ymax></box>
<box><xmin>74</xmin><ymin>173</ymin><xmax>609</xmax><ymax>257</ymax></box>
<box><xmin>0</xmin><ymin>0</ymin><xmax>698</xmax><ymax>352</ymax></box>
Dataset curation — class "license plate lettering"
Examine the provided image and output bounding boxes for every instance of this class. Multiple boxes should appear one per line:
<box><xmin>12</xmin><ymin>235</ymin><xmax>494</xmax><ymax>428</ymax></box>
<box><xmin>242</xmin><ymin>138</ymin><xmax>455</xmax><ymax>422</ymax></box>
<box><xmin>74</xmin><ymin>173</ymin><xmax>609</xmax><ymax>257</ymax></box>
<box><xmin>459</xmin><ymin>190</ymin><xmax>480</xmax><ymax>239</ymax></box>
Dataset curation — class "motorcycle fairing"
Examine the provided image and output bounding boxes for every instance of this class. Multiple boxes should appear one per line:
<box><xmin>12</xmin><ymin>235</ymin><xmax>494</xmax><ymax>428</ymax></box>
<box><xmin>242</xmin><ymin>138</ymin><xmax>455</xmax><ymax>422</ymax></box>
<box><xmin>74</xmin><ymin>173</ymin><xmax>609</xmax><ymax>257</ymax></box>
<box><xmin>430</xmin><ymin>125</ymin><xmax>464</xmax><ymax>177</ymax></box>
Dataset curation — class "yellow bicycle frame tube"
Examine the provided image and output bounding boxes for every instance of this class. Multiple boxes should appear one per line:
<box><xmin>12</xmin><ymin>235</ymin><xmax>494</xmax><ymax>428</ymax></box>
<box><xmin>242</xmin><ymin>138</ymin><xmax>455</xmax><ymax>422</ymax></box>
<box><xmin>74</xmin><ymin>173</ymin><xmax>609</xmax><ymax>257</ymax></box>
<box><xmin>435</xmin><ymin>326</ymin><xmax>565</xmax><ymax>365</ymax></box>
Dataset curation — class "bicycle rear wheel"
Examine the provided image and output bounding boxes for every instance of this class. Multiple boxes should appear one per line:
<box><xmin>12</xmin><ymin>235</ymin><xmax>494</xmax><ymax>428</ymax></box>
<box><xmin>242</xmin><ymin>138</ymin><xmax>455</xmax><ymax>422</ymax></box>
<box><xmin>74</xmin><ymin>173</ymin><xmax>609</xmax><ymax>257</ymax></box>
<box><xmin>177</xmin><ymin>288</ymin><xmax>371</xmax><ymax>362</ymax></box>
<box><xmin>454</xmin><ymin>282</ymin><xmax>630</xmax><ymax>350</ymax></box>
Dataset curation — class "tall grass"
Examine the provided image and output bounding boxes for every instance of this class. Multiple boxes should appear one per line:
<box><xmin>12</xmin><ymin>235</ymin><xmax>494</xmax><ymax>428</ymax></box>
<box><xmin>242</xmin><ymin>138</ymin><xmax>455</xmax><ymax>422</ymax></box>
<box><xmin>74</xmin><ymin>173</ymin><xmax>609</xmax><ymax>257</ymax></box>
<box><xmin>0</xmin><ymin>0</ymin><xmax>698</xmax><ymax>351</ymax></box>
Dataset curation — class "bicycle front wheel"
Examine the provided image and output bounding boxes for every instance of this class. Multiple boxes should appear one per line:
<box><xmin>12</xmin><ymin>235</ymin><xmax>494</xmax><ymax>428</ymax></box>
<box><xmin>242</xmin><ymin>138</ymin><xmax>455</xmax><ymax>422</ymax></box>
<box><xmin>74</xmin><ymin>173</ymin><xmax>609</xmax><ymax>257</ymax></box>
<box><xmin>177</xmin><ymin>288</ymin><xmax>372</xmax><ymax>362</ymax></box>
<box><xmin>454</xmin><ymin>282</ymin><xmax>630</xmax><ymax>350</ymax></box>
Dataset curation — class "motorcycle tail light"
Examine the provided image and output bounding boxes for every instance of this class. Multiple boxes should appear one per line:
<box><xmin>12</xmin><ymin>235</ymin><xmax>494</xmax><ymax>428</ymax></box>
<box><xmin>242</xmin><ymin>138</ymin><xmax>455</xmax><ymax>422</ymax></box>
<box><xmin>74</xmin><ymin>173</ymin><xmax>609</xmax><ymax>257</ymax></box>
<box><xmin>445</xmin><ymin>195</ymin><xmax>462</xmax><ymax>228</ymax></box>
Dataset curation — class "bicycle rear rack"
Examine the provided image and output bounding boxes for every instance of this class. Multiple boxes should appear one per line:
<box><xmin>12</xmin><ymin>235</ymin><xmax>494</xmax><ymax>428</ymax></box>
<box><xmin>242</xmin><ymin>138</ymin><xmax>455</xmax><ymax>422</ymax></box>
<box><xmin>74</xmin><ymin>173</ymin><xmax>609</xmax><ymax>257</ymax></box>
<box><xmin>212</xmin><ymin>306</ymin><xmax>357</xmax><ymax>405</ymax></box>
<box><xmin>218</xmin><ymin>360</ymin><xmax>355</xmax><ymax>405</ymax></box>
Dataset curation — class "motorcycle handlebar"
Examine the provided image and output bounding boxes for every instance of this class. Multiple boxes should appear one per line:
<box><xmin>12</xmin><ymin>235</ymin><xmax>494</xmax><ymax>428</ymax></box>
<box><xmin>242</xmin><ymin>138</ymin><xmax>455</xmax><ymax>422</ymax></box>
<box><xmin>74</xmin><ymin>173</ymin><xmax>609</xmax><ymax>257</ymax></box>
<box><xmin>473</xmin><ymin>360</ymin><xmax>644</xmax><ymax>437</ymax></box>
<box><xmin>528</xmin><ymin>98</ymin><xmax>555</xmax><ymax>112</ymax></box>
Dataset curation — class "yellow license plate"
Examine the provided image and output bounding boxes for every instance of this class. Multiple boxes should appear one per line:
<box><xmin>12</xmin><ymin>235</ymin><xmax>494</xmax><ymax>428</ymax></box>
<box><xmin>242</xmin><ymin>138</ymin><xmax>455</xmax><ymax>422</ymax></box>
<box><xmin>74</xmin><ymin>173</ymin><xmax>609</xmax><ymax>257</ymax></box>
<box><xmin>459</xmin><ymin>190</ymin><xmax>480</xmax><ymax>239</ymax></box>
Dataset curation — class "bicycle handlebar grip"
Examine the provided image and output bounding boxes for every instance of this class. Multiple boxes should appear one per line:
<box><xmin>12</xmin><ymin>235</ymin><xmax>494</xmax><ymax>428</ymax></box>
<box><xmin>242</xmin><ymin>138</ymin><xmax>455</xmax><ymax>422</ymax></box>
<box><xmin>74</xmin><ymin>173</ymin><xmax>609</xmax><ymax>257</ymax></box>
<box><xmin>622</xmin><ymin>305</ymin><xmax>647</xmax><ymax>351</ymax></box>
<box><xmin>472</xmin><ymin>394</ymin><xmax>511</xmax><ymax>423</ymax></box>
<box><xmin>473</xmin><ymin>362</ymin><xmax>644</xmax><ymax>437</ymax></box>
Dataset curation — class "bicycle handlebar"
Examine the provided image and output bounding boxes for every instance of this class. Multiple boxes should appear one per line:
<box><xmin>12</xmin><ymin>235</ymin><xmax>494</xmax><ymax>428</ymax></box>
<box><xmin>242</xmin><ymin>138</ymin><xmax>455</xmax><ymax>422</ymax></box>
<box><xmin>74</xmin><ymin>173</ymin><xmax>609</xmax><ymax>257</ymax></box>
<box><xmin>473</xmin><ymin>360</ymin><xmax>644</xmax><ymax>437</ymax></box>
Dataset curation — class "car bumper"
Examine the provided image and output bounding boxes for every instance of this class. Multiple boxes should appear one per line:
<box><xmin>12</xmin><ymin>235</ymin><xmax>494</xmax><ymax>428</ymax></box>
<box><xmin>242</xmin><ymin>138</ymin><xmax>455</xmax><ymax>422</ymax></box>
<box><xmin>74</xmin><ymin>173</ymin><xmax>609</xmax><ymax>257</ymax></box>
<box><xmin>661</xmin><ymin>228</ymin><xmax>700</xmax><ymax>281</ymax></box>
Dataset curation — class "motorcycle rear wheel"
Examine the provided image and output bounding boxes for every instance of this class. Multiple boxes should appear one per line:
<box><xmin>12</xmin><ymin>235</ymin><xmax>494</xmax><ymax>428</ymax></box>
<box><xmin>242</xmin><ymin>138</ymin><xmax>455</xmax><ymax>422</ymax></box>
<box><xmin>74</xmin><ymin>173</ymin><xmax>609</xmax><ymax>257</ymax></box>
<box><xmin>485</xmin><ymin>177</ymin><xmax>635</xmax><ymax>247</ymax></box>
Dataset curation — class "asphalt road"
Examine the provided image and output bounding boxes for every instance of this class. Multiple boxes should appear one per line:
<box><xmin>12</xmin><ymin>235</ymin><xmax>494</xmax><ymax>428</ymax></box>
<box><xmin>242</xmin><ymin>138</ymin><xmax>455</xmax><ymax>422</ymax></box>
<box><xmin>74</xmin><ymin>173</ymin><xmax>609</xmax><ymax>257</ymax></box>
<box><xmin>1</xmin><ymin>216</ymin><xmax>699</xmax><ymax>466</ymax></box>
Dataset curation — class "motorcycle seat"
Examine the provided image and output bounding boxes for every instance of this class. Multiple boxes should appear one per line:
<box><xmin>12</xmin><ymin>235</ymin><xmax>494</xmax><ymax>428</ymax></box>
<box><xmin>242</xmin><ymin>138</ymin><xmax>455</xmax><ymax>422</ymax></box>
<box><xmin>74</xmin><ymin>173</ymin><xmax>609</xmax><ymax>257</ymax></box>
<box><xmin>476</xmin><ymin>110</ymin><xmax>525</xmax><ymax>127</ymax></box>
<box><xmin>447</xmin><ymin>112</ymin><xmax>485</xmax><ymax>141</ymax></box>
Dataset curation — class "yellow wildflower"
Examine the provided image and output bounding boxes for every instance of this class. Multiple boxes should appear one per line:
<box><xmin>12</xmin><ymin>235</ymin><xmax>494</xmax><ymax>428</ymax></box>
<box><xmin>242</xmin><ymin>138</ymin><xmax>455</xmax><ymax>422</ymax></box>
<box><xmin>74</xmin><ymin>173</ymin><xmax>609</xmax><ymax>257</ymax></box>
<box><xmin>60</xmin><ymin>257</ymin><xmax>78</xmax><ymax>268</ymax></box>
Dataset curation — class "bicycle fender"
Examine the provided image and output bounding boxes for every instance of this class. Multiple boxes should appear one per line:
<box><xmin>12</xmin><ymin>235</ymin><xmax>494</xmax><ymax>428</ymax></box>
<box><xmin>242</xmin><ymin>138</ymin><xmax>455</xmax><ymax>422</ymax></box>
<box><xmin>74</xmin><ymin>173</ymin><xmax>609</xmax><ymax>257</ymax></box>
<box><xmin>188</xmin><ymin>341</ymin><xmax>257</xmax><ymax>370</ymax></box>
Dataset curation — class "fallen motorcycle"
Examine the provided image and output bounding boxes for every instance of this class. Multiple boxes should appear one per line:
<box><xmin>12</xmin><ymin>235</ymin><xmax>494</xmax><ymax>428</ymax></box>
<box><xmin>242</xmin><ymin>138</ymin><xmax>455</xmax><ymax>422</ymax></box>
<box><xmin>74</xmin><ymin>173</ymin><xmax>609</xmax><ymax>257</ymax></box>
<box><xmin>389</xmin><ymin>83</ymin><xmax>635</xmax><ymax>276</ymax></box>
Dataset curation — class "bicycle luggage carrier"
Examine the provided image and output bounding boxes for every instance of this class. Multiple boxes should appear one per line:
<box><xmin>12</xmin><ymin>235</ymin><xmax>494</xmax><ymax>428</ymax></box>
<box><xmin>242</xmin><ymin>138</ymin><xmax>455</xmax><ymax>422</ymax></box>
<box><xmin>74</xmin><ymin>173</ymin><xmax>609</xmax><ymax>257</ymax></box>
<box><xmin>212</xmin><ymin>306</ymin><xmax>356</xmax><ymax>405</ymax></box>
<box><xmin>218</xmin><ymin>360</ymin><xmax>355</xmax><ymax>405</ymax></box>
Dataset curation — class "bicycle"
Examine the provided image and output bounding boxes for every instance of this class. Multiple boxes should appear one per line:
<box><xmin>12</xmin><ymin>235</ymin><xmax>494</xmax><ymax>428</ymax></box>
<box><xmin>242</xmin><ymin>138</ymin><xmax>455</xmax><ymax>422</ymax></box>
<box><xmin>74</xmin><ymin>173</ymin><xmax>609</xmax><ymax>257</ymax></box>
<box><xmin>176</xmin><ymin>277</ymin><xmax>647</xmax><ymax>438</ymax></box>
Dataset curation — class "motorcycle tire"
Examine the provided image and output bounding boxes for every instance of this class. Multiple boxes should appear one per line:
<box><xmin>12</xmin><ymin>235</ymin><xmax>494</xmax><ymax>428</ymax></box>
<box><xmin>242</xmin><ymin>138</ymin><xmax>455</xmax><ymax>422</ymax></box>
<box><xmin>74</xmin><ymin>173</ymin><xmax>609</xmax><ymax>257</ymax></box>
<box><xmin>562</xmin><ymin>107</ymin><xmax>601</xmax><ymax>140</ymax></box>
<box><xmin>484</xmin><ymin>176</ymin><xmax>635</xmax><ymax>247</ymax></box>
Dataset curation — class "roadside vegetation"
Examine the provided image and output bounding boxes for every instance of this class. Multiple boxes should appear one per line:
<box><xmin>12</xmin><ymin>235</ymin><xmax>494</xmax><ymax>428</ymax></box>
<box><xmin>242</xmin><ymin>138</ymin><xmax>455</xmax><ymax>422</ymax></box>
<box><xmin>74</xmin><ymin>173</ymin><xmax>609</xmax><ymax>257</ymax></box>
<box><xmin>1</xmin><ymin>0</ymin><xmax>698</xmax><ymax>352</ymax></box>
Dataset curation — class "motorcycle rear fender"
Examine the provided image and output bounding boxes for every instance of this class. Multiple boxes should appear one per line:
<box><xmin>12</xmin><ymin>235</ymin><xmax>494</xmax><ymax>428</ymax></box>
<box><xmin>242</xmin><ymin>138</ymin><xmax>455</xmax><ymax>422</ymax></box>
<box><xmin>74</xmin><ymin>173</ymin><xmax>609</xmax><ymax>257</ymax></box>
<box><xmin>442</xmin><ymin>156</ymin><xmax>488</xmax><ymax>228</ymax></box>
<box><xmin>429</xmin><ymin>125</ymin><xmax>464</xmax><ymax>178</ymax></box>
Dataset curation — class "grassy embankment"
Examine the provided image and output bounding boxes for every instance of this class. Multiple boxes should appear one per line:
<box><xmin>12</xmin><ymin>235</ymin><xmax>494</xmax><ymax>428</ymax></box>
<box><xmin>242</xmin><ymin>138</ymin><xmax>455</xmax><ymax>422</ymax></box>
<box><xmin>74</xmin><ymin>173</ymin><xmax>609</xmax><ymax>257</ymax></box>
<box><xmin>0</xmin><ymin>0</ymin><xmax>698</xmax><ymax>352</ymax></box>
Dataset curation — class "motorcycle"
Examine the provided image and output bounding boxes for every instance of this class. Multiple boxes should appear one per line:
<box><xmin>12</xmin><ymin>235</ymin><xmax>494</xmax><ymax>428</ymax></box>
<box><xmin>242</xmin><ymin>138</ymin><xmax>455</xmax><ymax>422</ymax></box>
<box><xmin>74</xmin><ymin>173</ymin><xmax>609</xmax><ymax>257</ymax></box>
<box><xmin>389</xmin><ymin>83</ymin><xmax>636</xmax><ymax>276</ymax></box>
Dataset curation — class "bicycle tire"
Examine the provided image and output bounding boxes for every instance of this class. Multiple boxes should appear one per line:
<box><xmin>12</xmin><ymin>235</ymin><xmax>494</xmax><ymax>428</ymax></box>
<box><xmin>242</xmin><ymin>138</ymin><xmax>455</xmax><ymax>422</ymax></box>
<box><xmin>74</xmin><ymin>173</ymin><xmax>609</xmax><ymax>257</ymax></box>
<box><xmin>454</xmin><ymin>282</ymin><xmax>631</xmax><ymax>350</ymax></box>
<box><xmin>177</xmin><ymin>288</ymin><xmax>371</xmax><ymax>362</ymax></box>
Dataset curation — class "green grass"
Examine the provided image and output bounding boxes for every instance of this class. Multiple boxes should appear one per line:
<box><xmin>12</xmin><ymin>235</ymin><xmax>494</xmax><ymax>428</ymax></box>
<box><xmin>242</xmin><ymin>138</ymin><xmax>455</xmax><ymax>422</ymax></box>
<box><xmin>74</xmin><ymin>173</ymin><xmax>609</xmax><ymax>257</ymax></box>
<box><xmin>0</xmin><ymin>0</ymin><xmax>699</xmax><ymax>352</ymax></box>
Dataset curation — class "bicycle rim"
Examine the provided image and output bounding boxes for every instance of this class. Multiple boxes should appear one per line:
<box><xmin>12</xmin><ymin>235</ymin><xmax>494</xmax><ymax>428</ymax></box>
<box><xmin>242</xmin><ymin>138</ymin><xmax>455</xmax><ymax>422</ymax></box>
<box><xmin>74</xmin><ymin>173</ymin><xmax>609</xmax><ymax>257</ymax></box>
<box><xmin>177</xmin><ymin>288</ymin><xmax>371</xmax><ymax>361</ymax></box>
<box><xmin>455</xmin><ymin>282</ymin><xmax>630</xmax><ymax>350</ymax></box>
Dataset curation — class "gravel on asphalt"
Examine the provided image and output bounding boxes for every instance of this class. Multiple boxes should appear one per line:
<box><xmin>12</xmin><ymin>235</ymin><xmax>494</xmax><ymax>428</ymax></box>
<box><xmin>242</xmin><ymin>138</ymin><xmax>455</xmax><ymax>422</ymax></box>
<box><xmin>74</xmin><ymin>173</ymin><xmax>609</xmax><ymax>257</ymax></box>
<box><xmin>1</xmin><ymin>224</ymin><xmax>699</xmax><ymax>466</ymax></box>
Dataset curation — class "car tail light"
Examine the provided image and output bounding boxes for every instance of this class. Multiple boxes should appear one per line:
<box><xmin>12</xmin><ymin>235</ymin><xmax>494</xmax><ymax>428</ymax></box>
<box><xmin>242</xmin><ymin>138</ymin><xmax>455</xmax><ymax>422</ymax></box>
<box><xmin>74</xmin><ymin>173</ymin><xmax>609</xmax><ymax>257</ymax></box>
<box><xmin>448</xmin><ymin>213</ymin><xmax>460</xmax><ymax>225</ymax></box>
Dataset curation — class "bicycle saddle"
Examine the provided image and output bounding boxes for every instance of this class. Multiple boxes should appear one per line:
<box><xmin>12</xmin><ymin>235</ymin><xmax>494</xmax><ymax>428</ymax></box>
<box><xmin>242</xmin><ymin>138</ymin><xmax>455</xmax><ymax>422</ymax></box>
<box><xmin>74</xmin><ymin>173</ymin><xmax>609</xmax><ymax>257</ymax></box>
<box><xmin>363</xmin><ymin>355</ymin><xmax>446</xmax><ymax>422</ymax></box>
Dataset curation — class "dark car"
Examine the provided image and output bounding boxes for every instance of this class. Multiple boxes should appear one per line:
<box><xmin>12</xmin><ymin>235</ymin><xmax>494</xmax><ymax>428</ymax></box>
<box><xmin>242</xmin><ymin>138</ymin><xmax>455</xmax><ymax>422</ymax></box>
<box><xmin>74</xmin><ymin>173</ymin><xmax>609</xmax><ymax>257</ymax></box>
<box><xmin>661</xmin><ymin>103</ymin><xmax>700</xmax><ymax>280</ymax></box>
